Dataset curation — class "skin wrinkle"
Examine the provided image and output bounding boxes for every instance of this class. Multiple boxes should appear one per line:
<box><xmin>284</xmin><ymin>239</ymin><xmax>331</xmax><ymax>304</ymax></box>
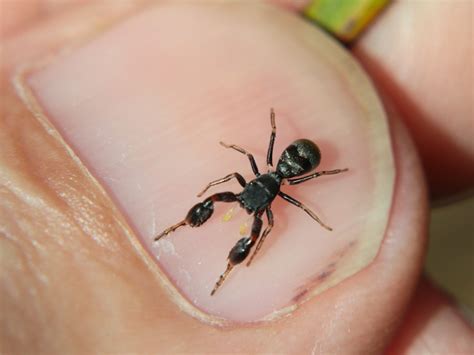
<box><xmin>12</xmin><ymin>72</ymin><xmax>138</xmax><ymax>256</ymax></box>
<box><xmin>1</xmin><ymin>231</ymin><xmax>53</xmax><ymax>351</ymax></box>
<box><xmin>1</xmin><ymin>69</ymin><xmax>150</xmax><ymax>352</ymax></box>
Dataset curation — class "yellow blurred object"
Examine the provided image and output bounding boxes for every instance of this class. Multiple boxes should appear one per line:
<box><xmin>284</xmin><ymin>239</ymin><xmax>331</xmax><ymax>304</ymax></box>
<box><xmin>304</xmin><ymin>0</ymin><xmax>390</xmax><ymax>43</ymax></box>
<box><xmin>240</xmin><ymin>221</ymin><xmax>249</xmax><ymax>236</ymax></box>
<box><xmin>222</xmin><ymin>206</ymin><xmax>235</xmax><ymax>222</ymax></box>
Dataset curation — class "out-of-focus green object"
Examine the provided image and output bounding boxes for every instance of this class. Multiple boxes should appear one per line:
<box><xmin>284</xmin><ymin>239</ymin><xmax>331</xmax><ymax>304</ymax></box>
<box><xmin>304</xmin><ymin>0</ymin><xmax>390</xmax><ymax>43</ymax></box>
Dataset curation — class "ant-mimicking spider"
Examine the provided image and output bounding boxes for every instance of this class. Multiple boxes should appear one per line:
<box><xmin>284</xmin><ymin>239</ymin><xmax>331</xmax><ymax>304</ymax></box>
<box><xmin>155</xmin><ymin>109</ymin><xmax>348</xmax><ymax>295</ymax></box>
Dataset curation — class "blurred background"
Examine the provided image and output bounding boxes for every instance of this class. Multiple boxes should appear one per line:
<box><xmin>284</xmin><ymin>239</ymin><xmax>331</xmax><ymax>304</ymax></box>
<box><xmin>427</xmin><ymin>195</ymin><xmax>474</xmax><ymax>321</ymax></box>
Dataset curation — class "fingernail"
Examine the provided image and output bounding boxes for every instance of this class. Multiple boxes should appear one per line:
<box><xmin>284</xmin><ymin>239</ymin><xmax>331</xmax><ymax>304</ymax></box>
<box><xmin>26</xmin><ymin>3</ymin><xmax>394</xmax><ymax>322</ymax></box>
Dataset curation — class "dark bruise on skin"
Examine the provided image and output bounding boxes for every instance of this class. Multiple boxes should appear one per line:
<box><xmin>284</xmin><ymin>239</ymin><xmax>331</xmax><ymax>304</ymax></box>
<box><xmin>313</xmin><ymin>264</ymin><xmax>337</xmax><ymax>283</ymax></box>
<box><xmin>291</xmin><ymin>240</ymin><xmax>357</xmax><ymax>304</ymax></box>
<box><xmin>291</xmin><ymin>265</ymin><xmax>337</xmax><ymax>304</ymax></box>
<box><xmin>292</xmin><ymin>288</ymin><xmax>310</xmax><ymax>304</ymax></box>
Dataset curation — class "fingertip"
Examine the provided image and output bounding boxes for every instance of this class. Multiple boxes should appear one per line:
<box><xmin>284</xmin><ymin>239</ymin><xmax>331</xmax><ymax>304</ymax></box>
<box><xmin>26</xmin><ymin>1</ymin><xmax>395</xmax><ymax>323</ymax></box>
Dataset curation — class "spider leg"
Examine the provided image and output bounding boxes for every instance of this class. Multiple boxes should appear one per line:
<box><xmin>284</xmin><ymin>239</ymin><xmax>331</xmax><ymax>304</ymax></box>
<box><xmin>211</xmin><ymin>211</ymin><xmax>263</xmax><ymax>295</ymax></box>
<box><xmin>278</xmin><ymin>191</ymin><xmax>332</xmax><ymax>231</ymax></box>
<box><xmin>247</xmin><ymin>207</ymin><xmax>274</xmax><ymax>266</ymax></box>
<box><xmin>219</xmin><ymin>141</ymin><xmax>260</xmax><ymax>177</ymax></box>
<box><xmin>154</xmin><ymin>192</ymin><xmax>238</xmax><ymax>241</ymax></box>
<box><xmin>197</xmin><ymin>172</ymin><xmax>246</xmax><ymax>197</ymax></box>
<box><xmin>287</xmin><ymin>168</ymin><xmax>348</xmax><ymax>185</ymax></box>
<box><xmin>266</xmin><ymin>108</ymin><xmax>276</xmax><ymax>170</ymax></box>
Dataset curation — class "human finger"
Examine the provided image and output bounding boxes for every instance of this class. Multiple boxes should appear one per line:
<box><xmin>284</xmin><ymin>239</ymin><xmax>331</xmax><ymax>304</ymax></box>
<box><xmin>386</xmin><ymin>276</ymin><xmax>473</xmax><ymax>354</ymax></box>
<box><xmin>2</xmin><ymin>1</ymin><xmax>427</xmax><ymax>353</ymax></box>
<box><xmin>352</xmin><ymin>0</ymin><xmax>474</xmax><ymax>200</ymax></box>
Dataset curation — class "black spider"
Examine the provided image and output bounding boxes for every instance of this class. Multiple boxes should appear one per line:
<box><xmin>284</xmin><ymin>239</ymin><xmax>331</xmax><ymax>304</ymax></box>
<box><xmin>155</xmin><ymin>109</ymin><xmax>348</xmax><ymax>295</ymax></box>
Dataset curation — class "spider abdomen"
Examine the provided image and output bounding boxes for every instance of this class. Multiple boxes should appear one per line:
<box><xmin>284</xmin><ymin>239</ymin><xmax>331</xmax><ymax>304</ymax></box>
<box><xmin>276</xmin><ymin>139</ymin><xmax>321</xmax><ymax>178</ymax></box>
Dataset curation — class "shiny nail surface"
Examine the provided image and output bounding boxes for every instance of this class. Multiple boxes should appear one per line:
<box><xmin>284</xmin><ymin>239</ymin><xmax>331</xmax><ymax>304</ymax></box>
<box><xmin>27</xmin><ymin>3</ymin><xmax>394</xmax><ymax>322</ymax></box>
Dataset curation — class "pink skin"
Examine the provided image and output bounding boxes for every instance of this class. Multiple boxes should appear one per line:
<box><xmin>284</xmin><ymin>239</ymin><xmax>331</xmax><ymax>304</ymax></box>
<box><xmin>27</xmin><ymin>3</ymin><xmax>393</xmax><ymax>321</ymax></box>
<box><xmin>2</xmin><ymin>1</ymin><xmax>472</xmax><ymax>353</ymax></box>
<box><xmin>353</xmin><ymin>0</ymin><xmax>474</xmax><ymax>198</ymax></box>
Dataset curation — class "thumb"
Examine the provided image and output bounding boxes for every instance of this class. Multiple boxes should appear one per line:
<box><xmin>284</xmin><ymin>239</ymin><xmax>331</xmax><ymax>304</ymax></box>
<box><xmin>2</xmin><ymin>2</ymin><xmax>426</xmax><ymax>353</ymax></box>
